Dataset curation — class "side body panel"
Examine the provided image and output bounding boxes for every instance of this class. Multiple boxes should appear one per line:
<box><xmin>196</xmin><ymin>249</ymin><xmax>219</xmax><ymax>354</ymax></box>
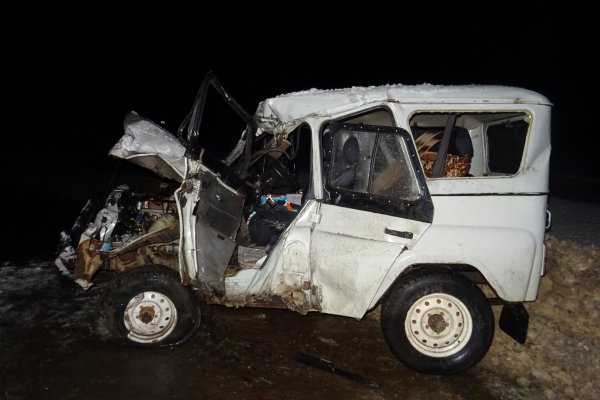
<box><xmin>311</xmin><ymin>204</ymin><xmax>430</xmax><ymax>318</ymax></box>
<box><xmin>364</xmin><ymin>103</ymin><xmax>551</xmax><ymax>308</ymax></box>
<box><xmin>368</xmin><ymin>194</ymin><xmax>547</xmax><ymax>309</ymax></box>
<box><xmin>223</xmin><ymin>200</ymin><xmax>319</xmax><ymax>313</ymax></box>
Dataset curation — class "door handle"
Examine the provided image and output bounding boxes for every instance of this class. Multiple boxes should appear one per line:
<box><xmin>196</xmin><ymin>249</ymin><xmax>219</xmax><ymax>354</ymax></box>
<box><xmin>384</xmin><ymin>228</ymin><xmax>413</xmax><ymax>239</ymax></box>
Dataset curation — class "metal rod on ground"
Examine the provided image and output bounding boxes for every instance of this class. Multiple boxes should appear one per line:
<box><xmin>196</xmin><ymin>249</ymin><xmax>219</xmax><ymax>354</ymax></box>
<box><xmin>292</xmin><ymin>352</ymin><xmax>379</xmax><ymax>389</ymax></box>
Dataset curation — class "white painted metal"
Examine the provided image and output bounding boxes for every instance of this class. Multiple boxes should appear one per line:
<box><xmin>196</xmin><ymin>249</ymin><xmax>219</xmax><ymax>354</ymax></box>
<box><xmin>109</xmin><ymin>112</ymin><xmax>186</xmax><ymax>181</ymax></box>
<box><xmin>256</xmin><ymin>85</ymin><xmax>551</xmax><ymax>129</ymax></box>
<box><xmin>405</xmin><ymin>293</ymin><xmax>473</xmax><ymax>357</ymax></box>
<box><xmin>172</xmin><ymin>84</ymin><xmax>551</xmax><ymax>319</ymax></box>
<box><xmin>368</xmin><ymin>194</ymin><xmax>547</xmax><ymax>307</ymax></box>
<box><xmin>311</xmin><ymin>204</ymin><xmax>430</xmax><ymax>318</ymax></box>
<box><xmin>224</xmin><ymin>200</ymin><xmax>320</xmax><ymax>304</ymax></box>
<box><xmin>224</xmin><ymin>268</ymin><xmax>260</xmax><ymax>298</ymax></box>
<box><xmin>124</xmin><ymin>291</ymin><xmax>178</xmax><ymax>343</ymax></box>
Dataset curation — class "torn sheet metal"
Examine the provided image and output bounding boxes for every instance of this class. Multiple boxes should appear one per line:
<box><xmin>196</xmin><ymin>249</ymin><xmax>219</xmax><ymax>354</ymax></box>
<box><xmin>56</xmin><ymin>185</ymin><xmax>180</xmax><ymax>288</ymax></box>
<box><xmin>73</xmin><ymin>222</ymin><xmax>180</xmax><ymax>289</ymax></box>
<box><xmin>109</xmin><ymin>112</ymin><xmax>186</xmax><ymax>181</ymax></box>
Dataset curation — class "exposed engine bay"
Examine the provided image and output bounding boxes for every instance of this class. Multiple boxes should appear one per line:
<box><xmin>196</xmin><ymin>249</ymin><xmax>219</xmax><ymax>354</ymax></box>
<box><xmin>55</xmin><ymin>106</ymin><xmax>312</xmax><ymax>289</ymax></box>
<box><xmin>56</xmin><ymin>184</ymin><xmax>180</xmax><ymax>288</ymax></box>
<box><xmin>83</xmin><ymin>184</ymin><xmax>178</xmax><ymax>250</ymax></box>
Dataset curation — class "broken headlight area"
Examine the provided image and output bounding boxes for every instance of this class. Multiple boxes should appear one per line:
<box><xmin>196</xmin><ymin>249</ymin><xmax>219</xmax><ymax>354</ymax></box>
<box><xmin>56</xmin><ymin>184</ymin><xmax>179</xmax><ymax>289</ymax></box>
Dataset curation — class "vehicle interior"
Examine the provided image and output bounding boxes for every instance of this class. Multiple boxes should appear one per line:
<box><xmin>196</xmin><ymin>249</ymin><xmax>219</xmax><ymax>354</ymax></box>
<box><xmin>230</xmin><ymin>108</ymin><xmax>400</xmax><ymax>270</ymax></box>
<box><xmin>409</xmin><ymin>112</ymin><xmax>531</xmax><ymax>177</ymax></box>
<box><xmin>222</xmin><ymin>108</ymin><xmax>532</xmax><ymax>275</ymax></box>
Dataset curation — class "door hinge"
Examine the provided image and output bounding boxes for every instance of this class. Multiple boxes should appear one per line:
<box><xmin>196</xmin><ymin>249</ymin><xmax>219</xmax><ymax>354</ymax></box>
<box><xmin>308</xmin><ymin>212</ymin><xmax>321</xmax><ymax>224</ymax></box>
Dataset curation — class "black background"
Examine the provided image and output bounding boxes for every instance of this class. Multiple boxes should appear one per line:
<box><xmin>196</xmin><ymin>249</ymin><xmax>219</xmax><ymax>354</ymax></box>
<box><xmin>3</xmin><ymin>2</ymin><xmax>599</xmax><ymax>259</ymax></box>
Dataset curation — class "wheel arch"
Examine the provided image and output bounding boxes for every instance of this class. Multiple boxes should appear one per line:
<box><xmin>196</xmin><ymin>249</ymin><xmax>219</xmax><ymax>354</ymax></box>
<box><xmin>369</xmin><ymin>263</ymin><xmax>500</xmax><ymax>312</ymax></box>
<box><xmin>112</xmin><ymin>262</ymin><xmax>181</xmax><ymax>279</ymax></box>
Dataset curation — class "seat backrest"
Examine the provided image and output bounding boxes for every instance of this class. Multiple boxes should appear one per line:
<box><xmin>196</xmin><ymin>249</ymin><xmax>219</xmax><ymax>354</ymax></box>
<box><xmin>412</xmin><ymin>126</ymin><xmax>473</xmax><ymax>177</ymax></box>
<box><xmin>412</xmin><ymin>126</ymin><xmax>473</xmax><ymax>157</ymax></box>
<box><xmin>332</xmin><ymin>136</ymin><xmax>360</xmax><ymax>189</ymax></box>
<box><xmin>451</xmin><ymin>127</ymin><xmax>473</xmax><ymax>157</ymax></box>
<box><xmin>342</xmin><ymin>136</ymin><xmax>360</xmax><ymax>165</ymax></box>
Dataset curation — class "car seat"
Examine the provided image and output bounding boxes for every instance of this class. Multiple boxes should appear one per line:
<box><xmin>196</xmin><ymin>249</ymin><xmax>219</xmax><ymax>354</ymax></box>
<box><xmin>332</xmin><ymin>136</ymin><xmax>360</xmax><ymax>189</ymax></box>
<box><xmin>412</xmin><ymin>127</ymin><xmax>473</xmax><ymax>177</ymax></box>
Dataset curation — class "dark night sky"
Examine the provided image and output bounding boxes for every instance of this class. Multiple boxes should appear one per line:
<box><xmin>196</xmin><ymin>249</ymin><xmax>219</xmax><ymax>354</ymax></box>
<box><xmin>6</xmin><ymin>2</ymin><xmax>598</xmax><ymax>162</ymax></box>
<box><xmin>2</xmin><ymin>2</ymin><xmax>599</xmax><ymax>257</ymax></box>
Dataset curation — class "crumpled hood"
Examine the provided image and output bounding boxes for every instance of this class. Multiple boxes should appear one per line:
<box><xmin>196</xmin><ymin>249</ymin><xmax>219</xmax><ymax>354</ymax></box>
<box><xmin>109</xmin><ymin>112</ymin><xmax>186</xmax><ymax>181</ymax></box>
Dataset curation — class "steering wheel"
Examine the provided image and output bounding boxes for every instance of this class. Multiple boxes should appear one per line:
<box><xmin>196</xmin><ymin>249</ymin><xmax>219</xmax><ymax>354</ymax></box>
<box><xmin>268</xmin><ymin>158</ymin><xmax>296</xmax><ymax>188</ymax></box>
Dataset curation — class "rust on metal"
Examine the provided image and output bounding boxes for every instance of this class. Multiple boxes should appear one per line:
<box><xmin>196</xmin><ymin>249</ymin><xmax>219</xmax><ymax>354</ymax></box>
<box><xmin>74</xmin><ymin>239</ymin><xmax>107</xmax><ymax>280</ymax></box>
<box><xmin>210</xmin><ymin>287</ymin><xmax>319</xmax><ymax>316</ymax></box>
<box><xmin>138</xmin><ymin>306</ymin><xmax>156</xmax><ymax>323</ymax></box>
<box><xmin>428</xmin><ymin>313</ymin><xmax>449</xmax><ymax>334</ymax></box>
<box><xmin>74</xmin><ymin>222</ymin><xmax>181</xmax><ymax>282</ymax></box>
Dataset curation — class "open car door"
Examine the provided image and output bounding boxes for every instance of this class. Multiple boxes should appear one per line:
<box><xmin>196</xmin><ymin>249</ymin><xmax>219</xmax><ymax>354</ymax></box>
<box><xmin>175</xmin><ymin>73</ymin><xmax>257</xmax><ymax>294</ymax></box>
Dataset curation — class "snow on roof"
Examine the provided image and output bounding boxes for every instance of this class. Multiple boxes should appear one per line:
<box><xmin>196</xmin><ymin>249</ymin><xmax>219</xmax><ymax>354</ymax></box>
<box><xmin>257</xmin><ymin>84</ymin><xmax>551</xmax><ymax>124</ymax></box>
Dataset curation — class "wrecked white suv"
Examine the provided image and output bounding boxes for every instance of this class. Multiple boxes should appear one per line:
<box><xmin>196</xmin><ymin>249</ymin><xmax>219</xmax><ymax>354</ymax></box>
<box><xmin>57</xmin><ymin>73</ymin><xmax>551</xmax><ymax>375</ymax></box>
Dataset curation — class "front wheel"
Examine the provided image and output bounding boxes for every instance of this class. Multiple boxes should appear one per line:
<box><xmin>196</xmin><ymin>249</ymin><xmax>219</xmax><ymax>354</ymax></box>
<box><xmin>97</xmin><ymin>265</ymin><xmax>201</xmax><ymax>346</ymax></box>
<box><xmin>381</xmin><ymin>271</ymin><xmax>494</xmax><ymax>374</ymax></box>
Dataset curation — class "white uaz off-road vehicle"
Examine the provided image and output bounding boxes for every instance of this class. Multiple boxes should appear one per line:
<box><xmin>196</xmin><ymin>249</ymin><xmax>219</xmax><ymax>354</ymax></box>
<box><xmin>58</xmin><ymin>73</ymin><xmax>551</xmax><ymax>374</ymax></box>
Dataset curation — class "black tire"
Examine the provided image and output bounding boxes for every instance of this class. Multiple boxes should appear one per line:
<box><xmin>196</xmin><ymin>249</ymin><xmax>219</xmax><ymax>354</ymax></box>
<box><xmin>97</xmin><ymin>265</ymin><xmax>201</xmax><ymax>347</ymax></box>
<box><xmin>381</xmin><ymin>270</ymin><xmax>494</xmax><ymax>374</ymax></box>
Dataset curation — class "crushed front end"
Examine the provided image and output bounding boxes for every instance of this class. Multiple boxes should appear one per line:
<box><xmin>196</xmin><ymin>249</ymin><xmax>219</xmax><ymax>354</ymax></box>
<box><xmin>55</xmin><ymin>113</ymin><xmax>185</xmax><ymax>289</ymax></box>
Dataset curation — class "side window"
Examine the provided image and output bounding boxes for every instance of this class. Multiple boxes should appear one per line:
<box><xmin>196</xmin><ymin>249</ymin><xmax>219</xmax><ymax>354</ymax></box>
<box><xmin>409</xmin><ymin>112</ymin><xmax>530</xmax><ymax>178</ymax></box>
<box><xmin>322</xmin><ymin>122</ymin><xmax>433</xmax><ymax>222</ymax></box>
<box><xmin>325</xmin><ymin>124</ymin><xmax>421</xmax><ymax>202</ymax></box>
<box><xmin>486</xmin><ymin>119</ymin><xmax>529</xmax><ymax>174</ymax></box>
<box><xmin>329</xmin><ymin>130</ymin><xmax>375</xmax><ymax>194</ymax></box>
<box><xmin>371</xmin><ymin>133</ymin><xmax>419</xmax><ymax>200</ymax></box>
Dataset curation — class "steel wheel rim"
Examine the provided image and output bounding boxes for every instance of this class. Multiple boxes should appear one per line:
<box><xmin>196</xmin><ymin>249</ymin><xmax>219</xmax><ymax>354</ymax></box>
<box><xmin>404</xmin><ymin>292</ymin><xmax>472</xmax><ymax>357</ymax></box>
<box><xmin>124</xmin><ymin>291</ymin><xmax>178</xmax><ymax>343</ymax></box>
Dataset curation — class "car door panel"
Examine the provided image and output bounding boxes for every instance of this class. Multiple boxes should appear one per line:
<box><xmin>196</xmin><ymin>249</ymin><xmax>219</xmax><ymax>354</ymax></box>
<box><xmin>311</xmin><ymin>122</ymin><xmax>432</xmax><ymax>318</ymax></box>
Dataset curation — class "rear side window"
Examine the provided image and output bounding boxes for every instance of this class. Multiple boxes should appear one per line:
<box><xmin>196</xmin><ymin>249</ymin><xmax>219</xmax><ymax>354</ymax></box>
<box><xmin>486</xmin><ymin>119</ymin><xmax>529</xmax><ymax>174</ymax></box>
<box><xmin>409</xmin><ymin>112</ymin><xmax>531</xmax><ymax>178</ymax></box>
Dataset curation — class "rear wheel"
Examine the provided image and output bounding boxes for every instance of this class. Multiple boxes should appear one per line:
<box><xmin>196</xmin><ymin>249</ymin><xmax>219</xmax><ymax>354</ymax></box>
<box><xmin>97</xmin><ymin>265</ymin><xmax>200</xmax><ymax>346</ymax></box>
<box><xmin>381</xmin><ymin>270</ymin><xmax>494</xmax><ymax>374</ymax></box>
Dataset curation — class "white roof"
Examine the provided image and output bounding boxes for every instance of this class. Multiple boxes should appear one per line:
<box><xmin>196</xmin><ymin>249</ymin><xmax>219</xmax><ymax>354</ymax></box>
<box><xmin>257</xmin><ymin>84</ymin><xmax>551</xmax><ymax>124</ymax></box>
